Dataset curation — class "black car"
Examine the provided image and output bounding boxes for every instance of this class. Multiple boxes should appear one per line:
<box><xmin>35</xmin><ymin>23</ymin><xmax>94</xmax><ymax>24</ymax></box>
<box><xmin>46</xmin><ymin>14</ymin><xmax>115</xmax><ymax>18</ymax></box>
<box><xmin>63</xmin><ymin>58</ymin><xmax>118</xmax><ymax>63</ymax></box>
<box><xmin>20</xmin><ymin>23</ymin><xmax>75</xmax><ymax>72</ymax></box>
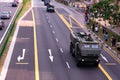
<box><xmin>12</xmin><ymin>2</ymin><xmax>18</xmax><ymax>7</ymax></box>
<box><xmin>0</xmin><ymin>20</ymin><xmax>5</xmax><ymax>30</ymax></box>
<box><xmin>46</xmin><ymin>5</ymin><xmax>55</xmax><ymax>12</ymax></box>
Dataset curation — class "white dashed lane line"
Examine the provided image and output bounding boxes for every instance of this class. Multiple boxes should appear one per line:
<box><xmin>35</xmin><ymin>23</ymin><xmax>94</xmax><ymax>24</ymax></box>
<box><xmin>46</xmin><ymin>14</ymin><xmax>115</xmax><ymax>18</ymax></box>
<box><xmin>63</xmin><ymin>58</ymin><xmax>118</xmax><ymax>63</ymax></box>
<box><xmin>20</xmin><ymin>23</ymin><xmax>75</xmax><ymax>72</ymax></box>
<box><xmin>52</xmin><ymin>31</ymin><xmax>55</xmax><ymax>34</ymax></box>
<box><xmin>66</xmin><ymin>62</ymin><xmax>70</xmax><ymax>69</ymax></box>
<box><xmin>56</xmin><ymin>38</ymin><xmax>58</xmax><ymax>42</ymax></box>
<box><xmin>50</xmin><ymin>25</ymin><xmax>53</xmax><ymax>28</ymax></box>
<box><xmin>60</xmin><ymin>48</ymin><xmax>63</xmax><ymax>53</ymax></box>
<box><xmin>48</xmin><ymin>20</ymin><xmax>50</xmax><ymax>23</ymax></box>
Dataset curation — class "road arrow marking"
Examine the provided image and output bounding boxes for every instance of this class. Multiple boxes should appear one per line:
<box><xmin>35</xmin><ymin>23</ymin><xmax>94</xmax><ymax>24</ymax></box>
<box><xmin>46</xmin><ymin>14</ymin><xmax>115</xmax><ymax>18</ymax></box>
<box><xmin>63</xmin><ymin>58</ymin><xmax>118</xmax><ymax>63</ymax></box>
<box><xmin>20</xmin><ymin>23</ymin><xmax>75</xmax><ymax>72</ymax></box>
<box><xmin>100</xmin><ymin>54</ymin><xmax>109</xmax><ymax>63</ymax></box>
<box><xmin>48</xmin><ymin>49</ymin><xmax>54</xmax><ymax>62</ymax></box>
<box><xmin>17</xmin><ymin>49</ymin><xmax>26</xmax><ymax>62</ymax></box>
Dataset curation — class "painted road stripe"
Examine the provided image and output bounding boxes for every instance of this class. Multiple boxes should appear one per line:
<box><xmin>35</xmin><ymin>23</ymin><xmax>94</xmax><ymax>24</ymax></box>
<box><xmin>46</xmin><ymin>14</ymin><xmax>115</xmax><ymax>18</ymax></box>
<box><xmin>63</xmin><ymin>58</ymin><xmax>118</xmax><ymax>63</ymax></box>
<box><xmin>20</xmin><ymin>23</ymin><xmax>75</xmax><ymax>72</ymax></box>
<box><xmin>48</xmin><ymin>20</ymin><xmax>50</xmax><ymax>23</ymax></box>
<box><xmin>55</xmin><ymin>10</ymin><xmax>73</xmax><ymax>32</ymax></box>
<box><xmin>99</xmin><ymin>64</ymin><xmax>112</xmax><ymax>80</ymax></box>
<box><xmin>56</xmin><ymin>10</ymin><xmax>113</xmax><ymax>80</ymax></box>
<box><xmin>32</xmin><ymin>9</ymin><xmax>40</xmax><ymax>80</ymax></box>
<box><xmin>56</xmin><ymin>38</ymin><xmax>58</xmax><ymax>42</ymax></box>
<box><xmin>60</xmin><ymin>48</ymin><xmax>63</xmax><ymax>53</ymax></box>
<box><xmin>48</xmin><ymin>49</ymin><xmax>54</xmax><ymax>62</ymax></box>
<box><xmin>16</xmin><ymin>62</ymin><xmax>29</xmax><ymax>65</ymax></box>
<box><xmin>21</xmin><ymin>38</ymin><xmax>30</xmax><ymax>39</ymax></box>
<box><xmin>50</xmin><ymin>25</ymin><xmax>53</xmax><ymax>28</ymax></box>
<box><xmin>100</xmin><ymin>54</ymin><xmax>109</xmax><ymax>63</ymax></box>
<box><xmin>69</xmin><ymin>15</ymin><xmax>88</xmax><ymax>33</ymax></box>
<box><xmin>105</xmin><ymin>63</ymin><xmax>116</xmax><ymax>66</ymax></box>
<box><xmin>52</xmin><ymin>31</ymin><xmax>55</xmax><ymax>34</ymax></box>
<box><xmin>66</xmin><ymin>62</ymin><xmax>70</xmax><ymax>69</ymax></box>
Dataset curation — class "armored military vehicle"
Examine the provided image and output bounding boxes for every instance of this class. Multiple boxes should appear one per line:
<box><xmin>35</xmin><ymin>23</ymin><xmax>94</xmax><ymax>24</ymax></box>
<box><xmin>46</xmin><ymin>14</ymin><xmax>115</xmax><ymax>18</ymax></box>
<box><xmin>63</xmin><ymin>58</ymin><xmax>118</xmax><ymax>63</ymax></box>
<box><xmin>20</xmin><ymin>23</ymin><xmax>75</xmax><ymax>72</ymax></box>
<box><xmin>70</xmin><ymin>31</ymin><xmax>101</xmax><ymax>66</ymax></box>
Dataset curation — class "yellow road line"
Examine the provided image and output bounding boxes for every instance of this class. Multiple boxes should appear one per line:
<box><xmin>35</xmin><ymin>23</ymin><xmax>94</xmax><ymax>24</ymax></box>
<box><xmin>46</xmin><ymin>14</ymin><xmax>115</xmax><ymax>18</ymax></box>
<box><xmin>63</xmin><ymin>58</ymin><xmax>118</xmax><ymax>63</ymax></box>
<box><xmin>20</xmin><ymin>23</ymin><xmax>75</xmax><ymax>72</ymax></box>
<box><xmin>56</xmin><ymin>10</ymin><xmax>113</xmax><ymax>80</ymax></box>
<box><xmin>69</xmin><ymin>15</ymin><xmax>88</xmax><ymax>33</ymax></box>
<box><xmin>99</xmin><ymin>64</ymin><xmax>112</xmax><ymax>80</ymax></box>
<box><xmin>32</xmin><ymin>9</ymin><xmax>40</xmax><ymax>80</ymax></box>
<box><xmin>55</xmin><ymin>10</ymin><xmax>73</xmax><ymax>32</ymax></box>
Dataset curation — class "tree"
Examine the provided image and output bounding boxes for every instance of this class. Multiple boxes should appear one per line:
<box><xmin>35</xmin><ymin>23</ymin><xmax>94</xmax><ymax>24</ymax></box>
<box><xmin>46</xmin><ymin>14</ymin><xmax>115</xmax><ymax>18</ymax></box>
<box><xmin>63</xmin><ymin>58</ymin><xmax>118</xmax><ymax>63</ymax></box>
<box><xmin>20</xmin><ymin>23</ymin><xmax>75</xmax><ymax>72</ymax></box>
<box><xmin>89</xmin><ymin>0</ymin><xmax>120</xmax><ymax>26</ymax></box>
<box><xmin>110</xmin><ymin>12</ymin><xmax>120</xmax><ymax>26</ymax></box>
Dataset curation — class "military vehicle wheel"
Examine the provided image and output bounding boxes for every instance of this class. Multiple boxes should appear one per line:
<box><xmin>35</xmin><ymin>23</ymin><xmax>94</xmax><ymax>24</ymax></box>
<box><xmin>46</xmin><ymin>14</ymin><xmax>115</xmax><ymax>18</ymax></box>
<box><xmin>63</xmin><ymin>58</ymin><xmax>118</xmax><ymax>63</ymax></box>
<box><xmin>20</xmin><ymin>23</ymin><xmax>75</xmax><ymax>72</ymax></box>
<box><xmin>71</xmin><ymin>48</ymin><xmax>75</xmax><ymax>57</ymax></box>
<box><xmin>72</xmin><ymin>53</ymin><xmax>75</xmax><ymax>57</ymax></box>
<box><xmin>70</xmin><ymin>43</ymin><xmax>75</xmax><ymax>57</ymax></box>
<box><xmin>94</xmin><ymin>63</ymin><xmax>99</xmax><ymax>67</ymax></box>
<box><xmin>76</xmin><ymin>62</ymin><xmax>81</xmax><ymax>67</ymax></box>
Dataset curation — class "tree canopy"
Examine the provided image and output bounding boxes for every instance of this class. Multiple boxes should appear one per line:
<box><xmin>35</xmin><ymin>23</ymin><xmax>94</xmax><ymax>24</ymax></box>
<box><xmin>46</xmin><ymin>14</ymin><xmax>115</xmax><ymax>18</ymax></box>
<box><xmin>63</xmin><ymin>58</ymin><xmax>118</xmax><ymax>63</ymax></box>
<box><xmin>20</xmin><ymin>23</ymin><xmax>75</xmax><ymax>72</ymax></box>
<box><xmin>89</xmin><ymin>0</ymin><xmax>120</xmax><ymax>26</ymax></box>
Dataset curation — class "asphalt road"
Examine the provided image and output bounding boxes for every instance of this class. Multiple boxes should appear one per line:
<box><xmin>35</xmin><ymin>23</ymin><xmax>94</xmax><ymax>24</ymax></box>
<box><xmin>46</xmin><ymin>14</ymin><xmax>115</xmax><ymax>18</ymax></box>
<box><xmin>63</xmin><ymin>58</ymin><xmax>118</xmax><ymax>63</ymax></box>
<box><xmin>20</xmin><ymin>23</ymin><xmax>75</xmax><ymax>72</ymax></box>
<box><xmin>3</xmin><ymin>0</ymin><xmax>120</xmax><ymax>80</ymax></box>
<box><xmin>5</xmin><ymin>10</ymin><xmax>35</xmax><ymax>80</ymax></box>
<box><xmin>55</xmin><ymin>7</ymin><xmax>120</xmax><ymax>80</ymax></box>
<box><xmin>33</xmin><ymin>7</ymin><xmax>108</xmax><ymax>80</ymax></box>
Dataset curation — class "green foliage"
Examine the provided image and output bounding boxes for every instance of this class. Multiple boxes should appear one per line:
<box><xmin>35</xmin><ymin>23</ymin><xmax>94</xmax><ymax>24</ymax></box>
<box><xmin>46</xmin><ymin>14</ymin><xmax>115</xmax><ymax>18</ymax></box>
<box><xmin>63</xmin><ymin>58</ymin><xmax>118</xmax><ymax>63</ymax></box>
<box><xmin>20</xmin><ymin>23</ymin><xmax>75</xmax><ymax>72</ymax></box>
<box><xmin>89</xmin><ymin>0</ymin><xmax>120</xmax><ymax>26</ymax></box>
<box><xmin>111</xmin><ymin>12</ymin><xmax>120</xmax><ymax>25</ymax></box>
<box><xmin>23</xmin><ymin>0</ymin><xmax>28</xmax><ymax>5</ymax></box>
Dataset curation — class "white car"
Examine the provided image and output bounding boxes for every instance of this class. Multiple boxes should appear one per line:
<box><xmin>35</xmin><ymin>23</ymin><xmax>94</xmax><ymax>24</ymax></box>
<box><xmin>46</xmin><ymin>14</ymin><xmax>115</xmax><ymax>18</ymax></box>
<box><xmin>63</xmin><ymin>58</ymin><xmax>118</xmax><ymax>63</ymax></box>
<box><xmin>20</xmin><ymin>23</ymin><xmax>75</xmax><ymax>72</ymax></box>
<box><xmin>0</xmin><ymin>11</ymin><xmax>11</xmax><ymax>19</ymax></box>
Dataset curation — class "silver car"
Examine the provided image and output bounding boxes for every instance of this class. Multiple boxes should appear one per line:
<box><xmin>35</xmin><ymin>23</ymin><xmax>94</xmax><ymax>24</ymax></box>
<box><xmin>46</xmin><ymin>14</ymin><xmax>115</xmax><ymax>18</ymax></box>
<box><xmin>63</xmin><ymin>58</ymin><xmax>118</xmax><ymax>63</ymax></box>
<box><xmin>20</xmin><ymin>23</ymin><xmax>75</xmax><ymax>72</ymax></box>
<box><xmin>0</xmin><ymin>11</ymin><xmax>11</xmax><ymax>19</ymax></box>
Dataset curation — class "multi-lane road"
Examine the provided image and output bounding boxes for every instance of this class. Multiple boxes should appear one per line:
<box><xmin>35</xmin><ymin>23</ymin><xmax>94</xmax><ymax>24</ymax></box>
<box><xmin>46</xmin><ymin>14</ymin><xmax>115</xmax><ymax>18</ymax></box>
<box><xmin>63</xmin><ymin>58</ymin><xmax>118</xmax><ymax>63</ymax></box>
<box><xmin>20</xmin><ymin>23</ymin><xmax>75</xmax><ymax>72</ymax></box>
<box><xmin>0</xmin><ymin>2</ymin><xmax>18</xmax><ymax>43</ymax></box>
<box><xmin>0</xmin><ymin>0</ymin><xmax>120</xmax><ymax>80</ymax></box>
